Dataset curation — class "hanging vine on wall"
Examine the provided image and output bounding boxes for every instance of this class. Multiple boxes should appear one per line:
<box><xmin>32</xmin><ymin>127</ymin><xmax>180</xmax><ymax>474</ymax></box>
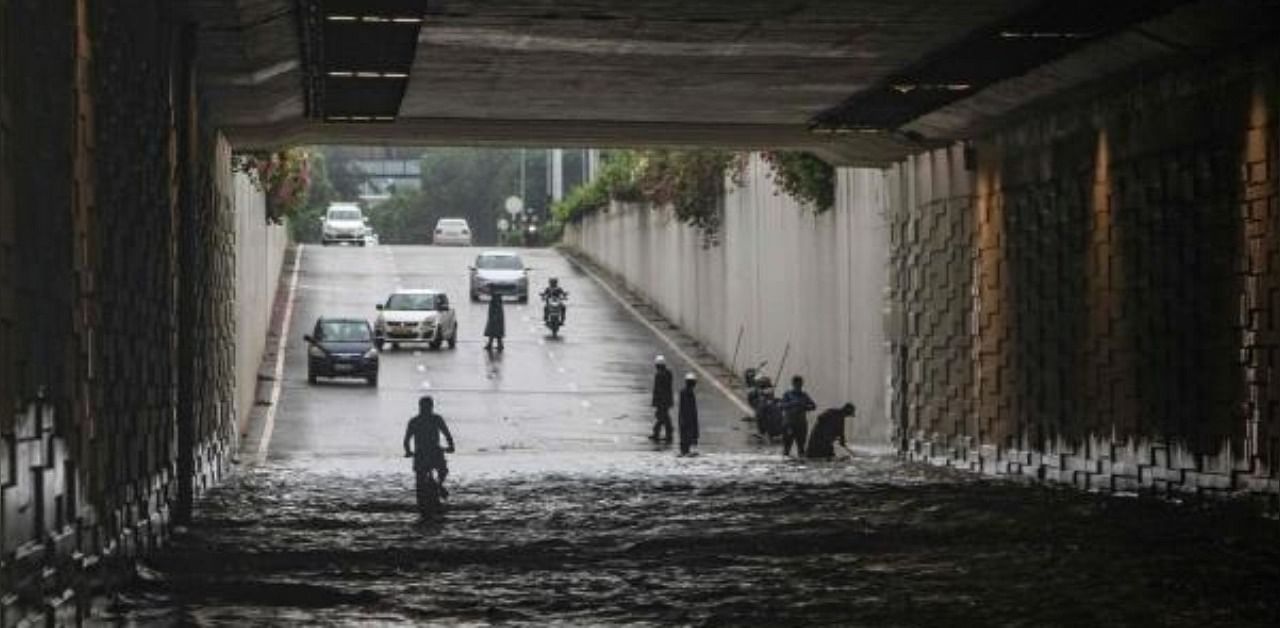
<box><xmin>232</xmin><ymin>148</ymin><xmax>312</xmax><ymax>224</ymax></box>
<box><xmin>761</xmin><ymin>151</ymin><xmax>835</xmax><ymax>213</ymax></box>
<box><xmin>553</xmin><ymin>149</ymin><xmax>745</xmax><ymax>248</ymax></box>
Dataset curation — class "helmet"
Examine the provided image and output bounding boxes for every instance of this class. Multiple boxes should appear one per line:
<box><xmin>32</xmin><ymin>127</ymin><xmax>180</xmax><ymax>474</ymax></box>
<box><xmin>549</xmin><ymin>277</ymin><xmax>560</xmax><ymax>286</ymax></box>
<box><xmin>685</xmin><ymin>372</ymin><xmax>698</xmax><ymax>382</ymax></box>
<box><xmin>655</xmin><ymin>354</ymin><xmax>666</xmax><ymax>365</ymax></box>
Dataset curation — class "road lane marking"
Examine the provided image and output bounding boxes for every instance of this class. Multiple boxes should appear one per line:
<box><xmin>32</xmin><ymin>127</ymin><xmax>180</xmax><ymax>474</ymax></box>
<box><xmin>565</xmin><ymin>252</ymin><xmax>752</xmax><ymax>416</ymax></box>
<box><xmin>255</xmin><ymin>244</ymin><xmax>304</xmax><ymax>464</ymax></box>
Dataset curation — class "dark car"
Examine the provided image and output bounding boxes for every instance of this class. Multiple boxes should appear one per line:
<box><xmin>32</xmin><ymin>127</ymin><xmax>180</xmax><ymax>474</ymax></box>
<box><xmin>304</xmin><ymin>317</ymin><xmax>379</xmax><ymax>386</ymax></box>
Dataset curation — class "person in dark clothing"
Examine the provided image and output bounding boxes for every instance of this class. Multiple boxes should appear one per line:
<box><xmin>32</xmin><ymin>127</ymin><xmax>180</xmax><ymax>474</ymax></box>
<box><xmin>677</xmin><ymin>372</ymin><xmax>699</xmax><ymax>455</ymax></box>
<box><xmin>806</xmin><ymin>403</ymin><xmax>855</xmax><ymax>459</ymax></box>
<box><xmin>540</xmin><ymin>277</ymin><xmax>569</xmax><ymax>324</ymax></box>
<box><xmin>484</xmin><ymin>291</ymin><xmax>505</xmax><ymax>351</ymax></box>
<box><xmin>403</xmin><ymin>396</ymin><xmax>456</xmax><ymax>499</ymax></box>
<box><xmin>780</xmin><ymin>375</ymin><xmax>816</xmax><ymax>457</ymax></box>
<box><xmin>649</xmin><ymin>355</ymin><xmax>674</xmax><ymax>442</ymax></box>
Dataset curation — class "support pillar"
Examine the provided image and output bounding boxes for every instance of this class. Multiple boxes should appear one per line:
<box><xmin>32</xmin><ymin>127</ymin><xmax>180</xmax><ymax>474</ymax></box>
<box><xmin>174</xmin><ymin>23</ymin><xmax>197</xmax><ymax>525</ymax></box>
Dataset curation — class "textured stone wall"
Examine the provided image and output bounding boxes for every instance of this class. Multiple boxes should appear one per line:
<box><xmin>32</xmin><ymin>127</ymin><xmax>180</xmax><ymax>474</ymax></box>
<box><xmin>889</xmin><ymin>48</ymin><xmax>1280</xmax><ymax>507</ymax></box>
<box><xmin>0</xmin><ymin>1</ymin><xmax>240</xmax><ymax>622</ymax></box>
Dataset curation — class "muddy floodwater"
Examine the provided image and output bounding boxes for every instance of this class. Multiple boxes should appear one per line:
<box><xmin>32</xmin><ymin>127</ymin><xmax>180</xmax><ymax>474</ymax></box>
<box><xmin>101</xmin><ymin>452</ymin><xmax>1278</xmax><ymax>626</ymax></box>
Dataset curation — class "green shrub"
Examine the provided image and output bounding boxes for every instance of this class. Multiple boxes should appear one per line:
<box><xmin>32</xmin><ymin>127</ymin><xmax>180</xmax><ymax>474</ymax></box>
<box><xmin>761</xmin><ymin>151</ymin><xmax>835</xmax><ymax>213</ymax></box>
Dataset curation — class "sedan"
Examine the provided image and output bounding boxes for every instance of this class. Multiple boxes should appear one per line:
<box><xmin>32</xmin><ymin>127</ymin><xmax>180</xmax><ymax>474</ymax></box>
<box><xmin>469</xmin><ymin>251</ymin><xmax>529</xmax><ymax>302</ymax></box>
<box><xmin>374</xmin><ymin>289</ymin><xmax>458</xmax><ymax>350</ymax></box>
<box><xmin>304</xmin><ymin>317</ymin><xmax>379</xmax><ymax>386</ymax></box>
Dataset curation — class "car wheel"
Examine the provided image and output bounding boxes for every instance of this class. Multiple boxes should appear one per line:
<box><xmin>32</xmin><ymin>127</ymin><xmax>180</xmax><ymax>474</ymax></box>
<box><xmin>470</xmin><ymin>291</ymin><xmax>479</xmax><ymax>302</ymax></box>
<box><xmin>367</xmin><ymin>374</ymin><xmax>378</xmax><ymax>387</ymax></box>
<box><xmin>308</xmin><ymin>370</ymin><xmax>317</xmax><ymax>384</ymax></box>
<box><xmin>375</xmin><ymin>338</ymin><xmax>384</xmax><ymax>351</ymax></box>
<box><xmin>391</xmin><ymin>342</ymin><xmax>400</xmax><ymax>350</ymax></box>
<box><xmin>430</xmin><ymin>339</ymin><xmax>443</xmax><ymax>350</ymax></box>
<box><xmin>519</xmin><ymin>294</ymin><xmax>528</xmax><ymax>304</ymax></box>
<box><xmin>448</xmin><ymin>326</ymin><xmax>458</xmax><ymax>349</ymax></box>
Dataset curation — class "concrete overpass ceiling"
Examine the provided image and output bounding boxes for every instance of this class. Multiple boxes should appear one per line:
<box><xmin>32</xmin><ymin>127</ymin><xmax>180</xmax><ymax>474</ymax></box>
<box><xmin>205</xmin><ymin>0</ymin><xmax>1280</xmax><ymax>164</ymax></box>
<box><xmin>398</xmin><ymin>0</ymin><xmax>1034</xmax><ymax>125</ymax></box>
<box><xmin>902</xmin><ymin>0</ymin><xmax>1280</xmax><ymax>140</ymax></box>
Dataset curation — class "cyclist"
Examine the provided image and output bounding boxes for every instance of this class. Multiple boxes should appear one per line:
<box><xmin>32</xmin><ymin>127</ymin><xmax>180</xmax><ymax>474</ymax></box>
<box><xmin>403</xmin><ymin>396</ymin><xmax>456</xmax><ymax>506</ymax></box>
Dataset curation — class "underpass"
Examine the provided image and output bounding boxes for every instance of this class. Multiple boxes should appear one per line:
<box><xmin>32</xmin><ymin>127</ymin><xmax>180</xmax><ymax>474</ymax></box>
<box><xmin>3</xmin><ymin>0</ymin><xmax>1279</xmax><ymax>624</ymax></box>
<box><xmin>109</xmin><ymin>245</ymin><xmax>1280</xmax><ymax>626</ymax></box>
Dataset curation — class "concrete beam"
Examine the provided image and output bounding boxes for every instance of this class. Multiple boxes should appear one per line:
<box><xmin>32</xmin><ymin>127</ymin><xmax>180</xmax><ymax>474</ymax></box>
<box><xmin>224</xmin><ymin>117</ymin><xmax>933</xmax><ymax>166</ymax></box>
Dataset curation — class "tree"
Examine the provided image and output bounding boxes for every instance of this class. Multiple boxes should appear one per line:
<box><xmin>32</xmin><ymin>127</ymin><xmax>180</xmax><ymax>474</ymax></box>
<box><xmin>288</xmin><ymin>149</ymin><xmax>337</xmax><ymax>243</ymax></box>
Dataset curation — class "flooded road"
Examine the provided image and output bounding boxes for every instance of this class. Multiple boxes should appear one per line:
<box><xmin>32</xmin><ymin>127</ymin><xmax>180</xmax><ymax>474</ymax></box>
<box><xmin>101</xmin><ymin>246</ymin><xmax>1279</xmax><ymax>625</ymax></box>
<box><xmin>107</xmin><ymin>452</ymin><xmax>1278</xmax><ymax>626</ymax></box>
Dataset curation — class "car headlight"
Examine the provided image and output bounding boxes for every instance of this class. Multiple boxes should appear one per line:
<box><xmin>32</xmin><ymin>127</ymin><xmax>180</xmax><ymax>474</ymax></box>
<box><xmin>309</xmin><ymin>345</ymin><xmax>325</xmax><ymax>358</ymax></box>
<box><xmin>363</xmin><ymin>348</ymin><xmax>378</xmax><ymax>359</ymax></box>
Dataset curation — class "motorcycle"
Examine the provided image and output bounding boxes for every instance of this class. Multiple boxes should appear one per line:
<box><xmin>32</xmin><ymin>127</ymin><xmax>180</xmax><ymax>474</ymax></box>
<box><xmin>543</xmin><ymin>293</ymin><xmax>567</xmax><ymax>336</ymax></box>
<box><xmin>743</xmin><ymin>361</ymin><xmax>784</xmax><ymax>439</ymax></box>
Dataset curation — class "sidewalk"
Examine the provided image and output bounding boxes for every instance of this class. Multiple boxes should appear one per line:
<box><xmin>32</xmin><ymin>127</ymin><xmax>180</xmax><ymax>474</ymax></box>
<box><xmin>238</xmin><ymin>244</ymin><xmax>302</xmax><ymax>462</ymax></box>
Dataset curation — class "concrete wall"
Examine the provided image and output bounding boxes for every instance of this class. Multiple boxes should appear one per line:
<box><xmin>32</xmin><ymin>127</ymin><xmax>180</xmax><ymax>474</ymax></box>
<box><xmin>232</xmin><ymin>172</ymin><xmax>288</xmax><ymax>430</ymax></box>
<box><xmin>888</xmin><ymin>47</ymin><xmax>1280</xmax><ymax>505</ymax></box>
<box><xmin>565</xmin><ymin>155</ymin><xmax>891</xmax><ymax>446</ymax></box>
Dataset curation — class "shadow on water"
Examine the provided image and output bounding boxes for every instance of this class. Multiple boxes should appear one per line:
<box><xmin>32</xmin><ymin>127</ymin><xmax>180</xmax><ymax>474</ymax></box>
<box><xmin>100</xmin><ymin>452</ymin><xmax>1280</xmax><ymax>626</ymax></box>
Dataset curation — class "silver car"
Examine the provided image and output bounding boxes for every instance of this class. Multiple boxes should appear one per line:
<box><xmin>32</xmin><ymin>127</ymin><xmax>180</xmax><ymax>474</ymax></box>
<box><xmin>433</xmin><ymin>218</ymin><xmax>472</xmax><ymax>246</ymax></box>
<box><xmin>469</xmin><ymin>251</ymin><xmax>529</xmax><ymax>302</ymax></box>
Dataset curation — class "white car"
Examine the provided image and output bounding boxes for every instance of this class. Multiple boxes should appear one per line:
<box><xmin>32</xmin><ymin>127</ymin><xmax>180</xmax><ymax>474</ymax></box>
<box><xmin>469</xmin><ymin>251</ymin><xmax>529</xmax><ymax>302</ymax></box>
<box><xmin>321</xmin><ymin>203</ymin><xmax>368</xmax><ymax>246</ymax></box>
<box><xmin>374</xmin><ymin>289</ymin><xmax>458</xmax><ymax>350</ymax></box>
<box><xmin>433</xmin><ymin>218</ymin><xmax>472</xmax><ymax>246</ymax></box>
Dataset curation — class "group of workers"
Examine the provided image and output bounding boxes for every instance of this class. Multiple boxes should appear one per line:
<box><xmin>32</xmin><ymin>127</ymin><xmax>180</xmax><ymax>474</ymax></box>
<box><xmin>648</xmin><ymin>355</ymin><xmax>856</xmax><ymax>459</ymax></box>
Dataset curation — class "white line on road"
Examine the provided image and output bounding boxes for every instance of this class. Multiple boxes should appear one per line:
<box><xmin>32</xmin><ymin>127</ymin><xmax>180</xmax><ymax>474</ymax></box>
<box><xmin>566</xmin><ymin>252</ymin><xmax>752</xmax><ymax>416</ymax></box>
<box><xmin>255</xmin><ymin>244</ymin><xmax>304</xmax><ymax>464</ymax></box>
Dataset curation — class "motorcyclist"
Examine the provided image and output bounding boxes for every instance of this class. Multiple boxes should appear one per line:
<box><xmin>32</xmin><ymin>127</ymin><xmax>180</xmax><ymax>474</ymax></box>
<box><xmin>540</xmin><ymin>277</ymin><xmax>569</xmax><ymax>323</ymax></box>
<box><xmin>751</xmin><ymin>376</ymin><xmax>781</xmax><ymax>438</ymax></box>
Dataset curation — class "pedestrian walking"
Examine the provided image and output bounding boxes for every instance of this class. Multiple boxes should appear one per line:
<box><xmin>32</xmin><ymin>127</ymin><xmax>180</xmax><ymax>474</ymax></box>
<box><xmin>806</xmin><ymin>403</ymin><xmax>855</xmax><ymax>459</ymax></box>
<box><xmin>484</xmin><ymin>291</ymin><xmax>505</xmax><ymax>351</ymax></box>
<box><xmin>780</xmin><ymin>375</ymin><xmax>816</xmax><ymax>457</ymax></box>
<box><xmin>649</xmin><ymin>355</ymin><xmax>674</xmax><ymax>442</ymax></box>
<box><xmin>677</xmin><ymin>372</ymin><xmax>699</xmax><ymax>455</ymax></box>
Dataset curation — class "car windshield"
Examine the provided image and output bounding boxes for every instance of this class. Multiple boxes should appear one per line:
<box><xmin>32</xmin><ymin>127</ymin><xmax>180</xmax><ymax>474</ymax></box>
<box><xmin>476</xmin><ymin>255</ymin><xmax>523</xmax><ymax>270</ymax></box>
<box><xmin>328</xmin><ymin>209</ymin><xmax>362</xmax><ymax>221</ymax></box>
<box><xmin>318</xmin><ymin>321</ymin><xmax>370</xmax><ymax>342</ymax></box>
<box><xmin>439</xmin><ymin>220</ymin><xmax>467</xmax><ymax>228</ymax></box>
<box><xmin>385</xmin><ymin>293</ymin><xmax>439</xmax><ymax>310</ymax></box>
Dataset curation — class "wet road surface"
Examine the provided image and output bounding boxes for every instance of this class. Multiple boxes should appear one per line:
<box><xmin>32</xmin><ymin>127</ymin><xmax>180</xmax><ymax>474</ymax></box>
<box><xmin>102</xmin><ymin>245</ymin><xmax>1280</xmax><ymax>626</ymax></box>
<box><xmin>264</xmin><ymin>244</ymin><xmax>742</xmax><ymax>458</ymax></box>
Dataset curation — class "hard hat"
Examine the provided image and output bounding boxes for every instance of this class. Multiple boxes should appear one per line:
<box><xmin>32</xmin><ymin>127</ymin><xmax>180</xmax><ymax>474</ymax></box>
<box><xmin>685</xmin><ymin>372</ymin><xmax>698</xmax><ymax>382</ymax></box>
<box><xmin>655</xmin><ymin>354</ymin><xmax>666</xmax><ymax>365</ymax></box>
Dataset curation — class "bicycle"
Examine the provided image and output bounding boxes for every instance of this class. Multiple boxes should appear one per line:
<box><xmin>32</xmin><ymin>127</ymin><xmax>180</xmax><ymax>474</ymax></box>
<box><xmin>406</xmin><ymin>452</ymin><xmax>450</xmax><ymax>518</ymax></box>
